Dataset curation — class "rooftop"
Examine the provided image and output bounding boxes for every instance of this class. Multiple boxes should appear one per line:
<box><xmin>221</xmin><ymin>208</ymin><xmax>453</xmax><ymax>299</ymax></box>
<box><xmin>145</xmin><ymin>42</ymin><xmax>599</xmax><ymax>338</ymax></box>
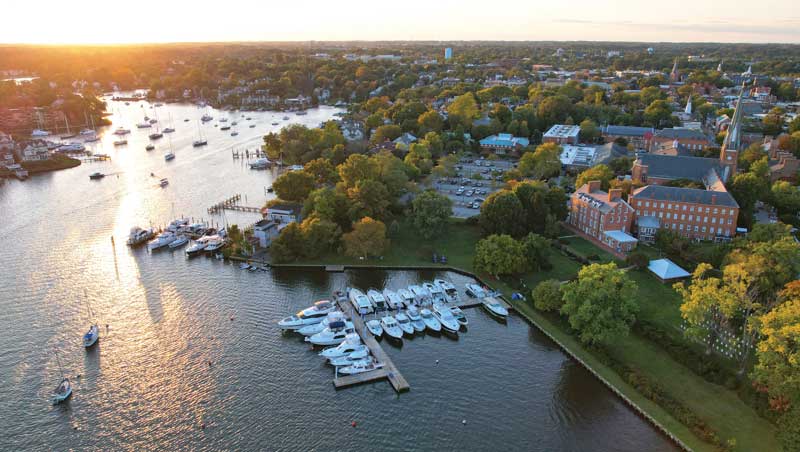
<box><xmin>602</xmin><ymin>125</ymin><xmax>654</xmax><ymax>137</ymax></box>
<box><xmin>560</xmin><ymin>145</ymin><xmax>596</xmax><ymax>166</ymax></box>
<box><xmin>604</xmin><ymin>230</ymin><xmax>638</xmax><ymax>243</ymax></box>
<box><xmin>653</xmin><ymin>127</ymin><xmax>708</xmax><ymax>141</ymax></box>
<box><xmin>635</xmin><ymin>154</ymin><xmax>725</xmax><ymax>182</ymax></box>
<box><xmin>543</xmin><ymin>124</ymin><xmax>580</xmax><ymax>139</ymax></box>
<box><xmin>648</xmin><ymin>258</ymin><xmax>691</xmax><ymax>280</ymax></box>
<box><xmin>630</xmin><ymin>185</ymin><xmax>739</xmax><ymax>208</ymax></box>
<box><xmin>479</xmin><ymin>133</ymin><xmax>530</xmax><ymax>148</ymax></box>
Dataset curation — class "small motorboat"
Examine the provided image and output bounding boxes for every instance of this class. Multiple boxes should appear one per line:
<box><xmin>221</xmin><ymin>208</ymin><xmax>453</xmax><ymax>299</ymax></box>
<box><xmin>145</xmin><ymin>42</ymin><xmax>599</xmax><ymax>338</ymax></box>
<box><xmin>298</xmin><ymin>311</ymin><xmax>345</xmax><ymax>336</ymax></box>
<box><xmin>282</xmin><ymin>116</ymin><xmax>289</xmax><ymax>120</ymax></box>
<box><xmin>185</xmin><ymin>240</ymin><xmax>207</xmax><ymax>256</ymax></box>
<box><xmin>380</xmin><ymin>316</ymin><xmax>403</xmax><ymax>340</ymax></box>
<box><xmin>367</xmin><ymin>289</ymin><xmax>387</xmax><ymax>312</ymax></box>
<box><xmin>52</xmin><ymin>377</ymin><xmax>72</xmax><ymax>404</ymax></box>
<box><xmin>168</xmin><ymin>235</ymin><xmax>189</xmax><ymax>249</ymax></box>
<box><xmin>435</xmin><ymin>279</ymin><xmax>458</xmax><ymax>299</ymax></box>
<box><xmin>163</xmin><ymin>127</ymin><xmax>175</xmax><ymax>133</ymax></box>
<box><xmin>482</xmin><ymin>297</ymin><xmax>509</xmax><ymax>319</ymax></box>
<box><xmin>127</xmin><ymin>227</ymin><xmax>155</xmax><ymax>246</ymax></box>
<box><xmin>382</xmin><ymin>289</ymin><xmax>404</xmax><ymax>310</ymax></box>
<box><xmin>113</xmin><ymin>127</ymin><xmax>130</xmax><ymax>135</ymax></box>
<box><xmin>406</xmin><ymin>306</ymin><xmax>426</xmax><ymax>332</ymax></box>
<box><xmin>277</xmin><ymin>300</ymin><xmax>336</xmax><ymax>330</ymax></box>
<box><xmin>83</xmin><ymin>324</ymin><xmax>99</xmax><ymax>347</ymax></box>
<box><xmin>159</xmin><ymin>178</ymin><xmax>169</xmax><ymax>187</ymax></box>
<box><xmin>164</xmin><ymin>152</ymin><xmax>175</xmax><ymax>161</ymax></box>
<box><xmin>394</xmin><ymin>312</ymin><xmax>415</xmax><ymax>336</ymax></box>
<box><xmin>271</xmin><ymin>122</ymin><xmax>279</xmax><ymax>126</ymax></box>
<box><xmin>424</xmin><ymin>282</ymin><xmax>447</xmax><ymax>304</ymax></box>
<box><xmin>305</xmin><ymin>321</ymin><xmax>356</xmax><ymax>346</ymax></box>
<box><xmin>348</xmin><ymin>288</ymin><xmax>373</xmax><ymax>314</ymax></box>
<box><xmin>449</xmin><ymin>305</ymin><xmax>468</xmax><ymax>326</ymax></box>
<box><xmin>338</xmin><ymin>359</ymin><xmax>384</xmax><ymax>375</ymax></box>
<box><xmin>148</xmin><ymin>132</ymin><xmax>163</xmax><ymax>140</ymax></box>
<box><xmin>89</xmin><ymin>172</ymin><xmax>105</xmax><ymax>180</ymax></box>
<box><xmin>145</xmin><ymin>144</ymin><xmax>155</xmax><ymax>151</ymax></box>
<box><xmin>465</xmin><ymin>283</ymin><xmax>488</xmax><ymax>298</ymax></box>
<box><xmin>249</xmin><ymin>124</ymin><xmax>255</xmax><ymax>128</ymax></box>
<box><xmin>433</xmin><ymin>305</ymin><xmax>459</xmax><ymax>334</ymax></box>
<box><xmin>113</xmin><ymin>139</ymin><xmax>127</xmax><ymax>146</ymax></box>
<box><xmin>329</xmin><ymin>350</ymin><xmax>371</xmax><ymax>367</ymax></box>
<box><xmin>319</xmin><ymin>334</ymin><xmax>364</xmax><ymax>359</ymax></box>
<box><xmin>192</xmin><ymin>139</ymin><xmax>208</xmax><ymax>147</ymax></box>
<box><xmin>397</xmin><ymin>288</ymin><xmax>415</xmax><ymax>308</ymax></box>
<box><xmin>231</xmin><ymin>131</ymin><xmax>238</xmax><ymax>136</ymax></box>
<box><xmin>420</xmin><ymin>308</ymin><xmax>441</xmax><ymax>332</ymax></box>
<box><xmin>365</xmin><ymin>319</ymin><xmax>383</xmax><ymax>337</ymax></box>
<box><xmin>239</xmin><ymin>262</ymin><xmax>251</xmax><ymax>270</ymax></box>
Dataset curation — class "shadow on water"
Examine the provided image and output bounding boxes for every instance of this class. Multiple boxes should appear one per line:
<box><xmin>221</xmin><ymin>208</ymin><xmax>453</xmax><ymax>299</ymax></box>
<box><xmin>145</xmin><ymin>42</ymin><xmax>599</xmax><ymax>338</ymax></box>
<box><xmin>345</xmin><ymin>268</ymin><xmax>389</xmax><ymax>291</ymax></box>
<box><xmin>130</xmin><ymin>248</ymin><xmax>165</xmax><ymax>323</ymax></box>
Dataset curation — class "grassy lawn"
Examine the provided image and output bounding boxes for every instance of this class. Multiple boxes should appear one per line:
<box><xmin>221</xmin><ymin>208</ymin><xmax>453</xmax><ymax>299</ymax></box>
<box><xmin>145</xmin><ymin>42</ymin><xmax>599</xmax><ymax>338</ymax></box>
<box><xmin>290</xmin><ymin>219</ymin><xmax>778</xmax><ymax>451</ymax></box>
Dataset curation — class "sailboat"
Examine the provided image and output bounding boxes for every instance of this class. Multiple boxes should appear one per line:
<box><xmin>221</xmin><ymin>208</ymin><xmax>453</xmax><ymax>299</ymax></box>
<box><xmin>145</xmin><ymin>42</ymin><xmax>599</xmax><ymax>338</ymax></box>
<box><xmin>164</xmin><ymin>135</ymin><xmax>176</xmax><ymax>161</ymax></box>
<box><xmin>136</xmin><ymin>106</ymin><xmax>152</xmax><ymax>128</ymax></box>
<box><xmin>148</xmin><ymin>106</ymin><xmax>163</xmax><ymax>140</ymax></box>
<box><xmin>192</xmin><ymin>120</ymin><xmax>208</xmax><ymax>147</ymax></box>
<box><xmin>163</xmin><ymin>113</ymin><xmax>175</xmax><ymax>133</ymax></box>
<box><xmin>52</xmin><ymin>351</ymin><xmax>72</xmax><ymax>404</ymax></box>
<box><xmin>83</xmin><ymin>291</ymin><xmax>99</xmax><ymax>348</ymax></box>
<box><xmin>82</xmin><ymin>112</ymin><xmax>100</xmax><ymax>142</ymax></box>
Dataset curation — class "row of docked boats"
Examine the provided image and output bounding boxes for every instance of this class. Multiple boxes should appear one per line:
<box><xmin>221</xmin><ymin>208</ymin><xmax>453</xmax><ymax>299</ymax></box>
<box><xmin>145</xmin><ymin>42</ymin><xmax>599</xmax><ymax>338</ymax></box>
<box><xmin>347</xmin><ymin>280</ymin><xmax>458</xmax><ymax>314</ymax></box>
<box><xmin>126</xmin><ymin>219</ymin><xmax>227</xmax><ymax>256</ymax></box>
<box><xmin>277</xmin><ymin>302</ymin><xmax>383</xmax><ymax>375</ymax></box>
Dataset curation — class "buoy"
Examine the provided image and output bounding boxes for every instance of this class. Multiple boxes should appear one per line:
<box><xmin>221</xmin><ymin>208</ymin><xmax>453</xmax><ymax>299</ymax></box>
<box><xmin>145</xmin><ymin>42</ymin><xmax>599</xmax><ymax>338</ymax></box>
<box><xmin>351</xmin><ymin>421</ymin><xmax>357</xmax><ymax>427</ymax></box>
<box><xmin>230</xmin><ymin>316</ymin><xmax>234</xmax><ymax>321</ymax></box>
<box><xmin>462</xmin><ymin>419</ymin><xmax>467</xmax><ymax>425</ymax></box>
<box><xmin>435</xmin><ymin>360</ymin><xmax>439</xmax><ymax>364</ymax></box>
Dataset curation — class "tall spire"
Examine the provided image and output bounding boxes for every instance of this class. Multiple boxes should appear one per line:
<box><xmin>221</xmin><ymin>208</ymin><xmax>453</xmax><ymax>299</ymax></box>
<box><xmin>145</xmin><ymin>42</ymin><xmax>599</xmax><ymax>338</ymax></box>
<box><xmin>717</xmin><ymin>60</ymin><xmax>723</xmax><ymax>72</ymax></box>
<box><xmin>670</xmin><ymin>57</ymin><xmax>679</xmax><ymax>83</ymax></box>
<box><xmin>723</xmin><ymin>81</ymin><xmax>746</xmax><ymax>153</ymax></box>
<box><xmin>684</xmin><ymin>96</ymin><xmax>693</xmax><ymax>115</ymax></box>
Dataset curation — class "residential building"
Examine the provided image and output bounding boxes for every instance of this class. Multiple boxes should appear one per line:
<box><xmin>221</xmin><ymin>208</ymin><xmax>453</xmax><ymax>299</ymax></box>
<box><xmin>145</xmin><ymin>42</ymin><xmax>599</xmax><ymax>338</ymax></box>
<box><xmin>20</xmin><ymin>142</ymin><xmax>51</xmax><ymax>161</ymax></box>
<box><xmin>649</xmin><ymin>128</ymin><xmax>710</xmax><ymax>152</ymax></box>
<box><xmin>543</xmin><ymin>124</ymin><xmax>580</xmax><ymax>145</ymax></box>
<box><xmin>393</xmin><ymin>132</ymin><xmax>417</xmax><ymax>147</ymax></box>
<box><xmin>264</xmin><ymin>203</ymin><xmax>302</xmax><ymax>224</ymax></box>
<box><xmin>629</xmin><ymin>185</ymin><xmax>739</xmax><ymax>242</ymax></box>
<box><xmin>0</xmin><ymin>132</ymin><xmax>15</xmax><ymax>165</ymax></box>
<box><xmin>479</xmin><ymin>133</ymin><xmax>530</xmax><ymax>154</ymax></box>
<box><xmin>567</xmin><ymin>181</ymin><xmax>637</xmax><ymax>255</ymax></box>
<box><xmin>253</xmin><ymin>219</ymin><xmax>279</xmax><ymax>248</ymax></box>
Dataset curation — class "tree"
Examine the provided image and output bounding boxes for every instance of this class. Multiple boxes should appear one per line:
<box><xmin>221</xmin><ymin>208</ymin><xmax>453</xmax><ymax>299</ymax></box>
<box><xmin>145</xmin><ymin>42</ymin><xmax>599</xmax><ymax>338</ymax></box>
<box><xmin>643</xmin><ymin>100</ymin><xmax>673</xmax><ymax>127</ymax></box>
<box><xmin>447</xmin><ymin>93</ymin><xmax>479</xmax><ymax>129</ymax></box>
<box><xmin>537</xmin><ymin>94</ymin><xmax>572</xmax><ymax>127</ymax></box>
<box><xmin>371</xmin><ymin>124</ymin><xmax>402</xmax><ymax>144</ymax></box>
<box><xmin>270</xmin><ymin>222</ymin><xmax>305</xmax><ymax>263</ymax></box>
<box><xmin>404</xmin><ymin>142</ymin><xmax>433</xmax><ymax>174</ymax></box>
<box><xmin>763</xmin><ymin>107</ymin><xmax>785</xmax><ymax>137</ymax></box>
<box><xmin>410</xmin><ymin>190</ymin><xmax>453</xmax><ymax>239</ymax></box>
<box><xmin>338</xmin><ymin>154</ymin><xmax>379</xmax><ymax>189</ymax></box>
<box><xmin>304</xmin><ymin>158</ymin><xmax>339</xmax><ymax>186</ymax></box>
<box><xmin>532</xmin><ymin>279</ymin><xmax>562</xmax><ymax>312</ymax></box>
<box><xmin>626</xmin><ymin>250</ymin><xmax>649</xmax><ymax>270</ymax></box>
<box><xmin>519</xmin><ymin>143</ymin><xmax>561</xmax><ymax>179</ymax></box>
<box><xmin>752</xmin><ymin>298</ymin><xmax>800</xmax><ymax>405</ymax></box>
<box><xmin>579</xmin><ymin>119</ymin><xmax>600</xmax><ymax>142</ymax></box>
<box><xmin>272</xmin><ymin>170</ymin><xmax>315</xmax><ymax>202</ymax></box>
<box><xmin>342</xmin><ymin>217</ymin><xmax>388</xmax><ymax>258</ymax></box>
<box><xmin>576</xmin><ymin>164</ymin><xmax>614</xmax><ymax>190</ymax></box>
<box><xmin>521</xmin><ymin>233</ymin><xmax>551</xmax><ymax>271</ymax></box>
<box><xmin>417</xmin><ymin>110</ymin><xmax>444</xmax><ymax>134</ymax></box>
<box><xmin>300</xmin><ymin>217</ymin><xmax>341</xmax><ymax>258</ymax></box>
<box><xmin>561</xmin><ymin>263</ymin><xmax>639</xmax><ymax>345</ymax></box>
<box><xmin>473</xmin><ymin>234</ymin><xmax>528</xmax><ymax>277</ymax></box>
<box><xmin>479</xmin><ymin>190</ymin><xmax>526</xmax><ymax>237</ymax></box>
<box><xmin>347</xmin><ymin>179</ymin><xmax>391</xmax><ymax>221</ymax></box>
<box><xmin>303</xmin><ymin>187</ymin><xmax>351</xmax><ymax>230</ymax></box>
<box><xmin>771</xmin><ymin>181</ymin><xmax>800</xmax><ymax>216</ymax></box>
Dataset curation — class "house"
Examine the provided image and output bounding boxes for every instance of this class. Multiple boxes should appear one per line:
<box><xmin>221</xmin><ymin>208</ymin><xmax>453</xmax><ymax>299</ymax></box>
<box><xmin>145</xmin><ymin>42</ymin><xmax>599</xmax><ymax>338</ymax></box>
<box><xmin>340</xmin><ymin>120</ymin><xmax>365</xmax><ymax>141</ymax></box>
<box><xmin>479</xmin><ymin>133</ymin><xmax>530</xmax><ymax>154</ymax></box>
<box><xmin>393</xmin><ymin>132</ymin><xmax>417</xmax><ymax>147</ymax></box>
<box><xmin>629</xmin><ymin>185</ymin><xmax>739</xmax><ymax>242</ymax></box>
<box><xmin>253</xmin><ymin>219</ymin><xmax>279</xmax><ymax>248</ymax></box>
<box><xmin>264</xmin><ymin>203</ymin><xmax>303</xmax><ymax>224</ymax></box>
<box><xmin>543</xmin><ymin>124</ymin><xmax>580</xmax><ymax>145</ymax></box>
<box><xmin>600</xmin><ymin>125</ymin><xmax>654</xmax><ymax>150</ymax></box>
<box><xmin>0</xmin><ymin>132</ymin><xmax>15</xmax><ymax>165</ymax></box>
<box><xmin>567</xmin><ymin>181</ymin><xmax>637</xmax><ymax>256</ymax></box>
<box><xmin>649</xmin><ymin>128</ymin><xmax>710</xmax><ymax>153</ymax></box>
<box><xmin>769</xmin><ymin>152</ymin><xmax>800</xmax><ymax>182</ymax></box>
<box><xmin>20</xmin><ymin>142</ymin><xmax>51</xmax><ymax>161</ymax></box>
<box><xmin>648</xmin><ymin>258</ymin><xmax>691</xmax><ymax>283</ymax></box>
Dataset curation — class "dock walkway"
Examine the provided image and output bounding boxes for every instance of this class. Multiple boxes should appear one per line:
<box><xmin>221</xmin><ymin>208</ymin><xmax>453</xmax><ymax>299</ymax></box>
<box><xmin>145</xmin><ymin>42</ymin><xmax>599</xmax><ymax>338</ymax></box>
<box><xmin>333</xmin><ymin>296</ymin><xmax>409</xmax><ymax>393</ymax></box>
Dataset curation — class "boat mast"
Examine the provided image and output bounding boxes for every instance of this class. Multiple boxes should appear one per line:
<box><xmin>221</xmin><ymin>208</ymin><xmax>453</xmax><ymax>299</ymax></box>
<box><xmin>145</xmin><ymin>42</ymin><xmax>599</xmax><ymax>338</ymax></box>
<box><xmin>54</xmin><ymin>350</ymin><xmax>65</xmax><ymax>378</ymax></box>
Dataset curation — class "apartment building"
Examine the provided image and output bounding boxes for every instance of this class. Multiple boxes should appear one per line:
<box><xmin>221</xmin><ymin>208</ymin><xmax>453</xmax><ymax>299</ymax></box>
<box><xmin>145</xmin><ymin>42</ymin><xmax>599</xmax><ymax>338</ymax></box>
<box><xmin>568</xmin><ymin>181</ymin><xmax>638</xmax><ymax>255</ymax></box>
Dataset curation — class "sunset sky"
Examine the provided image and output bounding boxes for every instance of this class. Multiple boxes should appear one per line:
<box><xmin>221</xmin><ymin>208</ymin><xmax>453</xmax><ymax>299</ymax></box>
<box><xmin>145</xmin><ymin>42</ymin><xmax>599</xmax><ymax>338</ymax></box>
<box><xmin>2</xmin><ymin>0</ymin><xmax>799</xmax><ymax>44</ymax></box>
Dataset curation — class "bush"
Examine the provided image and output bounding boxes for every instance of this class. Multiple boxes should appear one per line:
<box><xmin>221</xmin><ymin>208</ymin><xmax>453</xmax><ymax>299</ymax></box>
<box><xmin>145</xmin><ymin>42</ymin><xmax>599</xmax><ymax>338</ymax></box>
<box><xmin>532</xmin><ymin>279</ymin><xmax>563</xmax><ymax>312</ymax></box>
<box><xmin>586</xmin><ymin>253</ymin><xmax>600</xmax><ymax>261</ymax></box>
<box><xmin>626</xmin><ymin>251</ymin><xmax>649</xmax><ymax>270</ymax></box>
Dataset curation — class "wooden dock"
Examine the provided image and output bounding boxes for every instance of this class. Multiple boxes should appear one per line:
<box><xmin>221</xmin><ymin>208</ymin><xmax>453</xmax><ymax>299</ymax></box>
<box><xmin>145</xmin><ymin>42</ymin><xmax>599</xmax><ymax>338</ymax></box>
<box><xmin>333</xmin><ymin>296</ymin><xmax>410</xmax><ymax>393</ymax></box>
<box><xmin>325</xmin><ymin>265</ymin><xmax>345</xmax><ymax>272</ymax></box>
<box><xmin>207</xmin><ymin>194</ymin><xmax>263</xmax><ymax>215</ymax></box>
<box><xmin>453</xmin><ymin>295</ymin><xmax>513</xmax><ymax>311</ymax></box>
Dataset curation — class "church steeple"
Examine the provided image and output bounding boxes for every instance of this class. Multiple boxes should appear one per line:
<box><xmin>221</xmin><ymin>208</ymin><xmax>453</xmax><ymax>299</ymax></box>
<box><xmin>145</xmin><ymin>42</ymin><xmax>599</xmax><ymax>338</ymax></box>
<box><xmin>670</xmin><ymin>58</ymin><xmax>680</xmax><ymax>83</ymax></box>
<box><xmin>684</xmin><ymin>96</ymin><xmax>693</xmax><ymax>115</ymax></box>
<box><xmin>717</xmin><ymin>60</ymin><xmax>723</xmax><ymax>72</ymax></box>
<box><xmin>720</xmin><ymin>81</ymin><xmax>746</xmax><ymax>179</ymax></box>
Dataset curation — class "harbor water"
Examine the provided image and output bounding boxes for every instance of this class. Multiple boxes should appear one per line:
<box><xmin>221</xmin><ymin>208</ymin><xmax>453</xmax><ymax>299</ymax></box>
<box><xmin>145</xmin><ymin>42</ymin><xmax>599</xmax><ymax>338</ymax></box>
<box><xmin>0</xmin><ymin>101</ymin><xmax>678</xmax><ymax>451</ymax></box>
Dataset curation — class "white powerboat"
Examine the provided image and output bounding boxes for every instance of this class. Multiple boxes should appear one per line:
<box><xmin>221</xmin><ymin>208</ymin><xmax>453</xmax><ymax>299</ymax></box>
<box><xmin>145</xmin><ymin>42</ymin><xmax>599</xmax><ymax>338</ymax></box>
<box><xmin>435</xmin><ymin>279</ymin><xmax>458</xmax><ymax>299</ymax></box>
<box><xmin>127</xmin><ymin>226</ymin><xmax>155</xmax><ymax>246</ymax></box>
<box><xmin>249</xmin><ymin>158</ymin><xmax>271</xmax><ymax>170</ymax></box>
<box><xmin>367</xmin><ymin>289</ymin><xmax>387</xmax><ymax>311</ymax></box>
<box><xmin>482</xmin><ymin>297</ymin><xmax>509</xmax><ymax>319</ymax></box>
<box><xmin>204</xmin><ymin>237</ymin><xmax>225</xmax><ymax>253</ymax></box>
<box><xmin>330</xmin><ymin>351</ymin><xmax>371</xmax><ymax>367</ymax></box>
<box><xmin>424</xmin><ymin>282</ymin><xmax>447</xmax><ymax>304</ymax></box>
<box><xmin>319</xmin><ymin>333</ymin><xmax>364</xmax><ymax>359</ymax></box>
<box><xmin>53</xmin><ymin>377</ymin><xmax>72</xmax><ymax>404</ymax></box>
<box><xmin>433</xmin><ymin>305</ymin><xmax>460</xmax><ymax>334</ymax></box>
<box><xmin>83</xmin><ymin>324</ymin><xmax>99</xmax><ymax>347</ymax></box>
<box><xmin>166</xmin><ymin>218</ymin><xmax>190</xmax><ymax>232</ymax></box>
<box><xmin>465</xmin><ymin>283</ymin><xmax>488</xmax><ymax>298</ymax></box>
<box><xmin>147</xmin><ymin>231</ymin><xmax>177</xmax><ymax>250</ymax></box>
<box><xmin>406</xmin><ymin>306</ymin><xmax>426</xmax><ymax>332</ymax></box>
<box><xmin>449</xmin><ymin>305</ymin><xmax>468</xmax><ymax>326</ymax></box>
<box><xmin>168</xmin><ymin>235</ymin><xmax>189</xmax><ymax>248</ymax></box>
<box><xmin>382</xmin><ymin>289</ymin><xmax>404</xmax><ymax>310</ymax></box>
<box><xmin>137</xmin><ymin>122</ymin><xmax>152</xmax><ymax>128</ymax></box>
<box><xmin>297</xmin><ymin>311</ymin><xmax>345</xmax><ymax>336</ymax></box>
<box><xmin>305</xmin><ymin>321</ymin><xmax>356</xmax><ymax>346</ymax></box>
<box><xmin>380</xmin><ymin>316</ymin><xmax>403</xmax><ymax>340</ymax></box>
<box><xmin>192</xmin><ymin>139</ymin><xmax>208</xmax><ymax>147</ymax></box>
<box><xmin>31</xmin><ymin>129</ymin><xmax>50</xmax><ymax>137</ymax></box>
<box><xmin>277</xmin><ymin>300</ymin><xmax>336</xmax><ymax>330</ymax></box>
<box><xmin>394</xmin><ymin>312</ymin><xmax>415</xmax><ymax>336</ymax></box>
<box><xmin>397</xmin><ymin>288</ymin><xmax>415</xmax><ymax>307</ymax></box>
<box><xmin>185</xmin><ymin>240</ymin><xmax>207</xmax><ymax>257</ymax></box>
<box><xmin>201</xmin><ymin>114</ymin><xmax>213</xmax><ymax>122</ymax></box>
<box><xmin>366</xmin><ymin>319</ymin><xmax>383</xmax><ymax>337</ymax></box>
<box><xmin>338</xmin><ymin>358</ymin><xmax>384</xmax><ymax>375</ymax></box>
<box><xmin>409</xmin><ymin>285</ymin><xmax>431</xmax><ymax>305</ymax></box>
<box><xmin>59</xmin><ymin>142</ymin><xmax>86</xmax><ymax>152</ymax></box>
<box><xmin>420</xmin><ymin>308</ymin><xmax>441</xmax><ymax>332</ymax></box>
<box><xmin>348</xmin><ymin>288</ymin><xmax>373</xmax><ymax>314</ymax></box>
<box><xmin>113</xmin><ymin>127</ymin><xmax>130</xmax><ymax>135</ymax></box>
<box><xmin>113</xmin><ymin>139</ymin><xmax>127</xmax><ymax>146</ymax></box>
<box><xmin>164</xmin><ymin>152</ymin><xmax>175</xmax><ymax>161</ymax></box>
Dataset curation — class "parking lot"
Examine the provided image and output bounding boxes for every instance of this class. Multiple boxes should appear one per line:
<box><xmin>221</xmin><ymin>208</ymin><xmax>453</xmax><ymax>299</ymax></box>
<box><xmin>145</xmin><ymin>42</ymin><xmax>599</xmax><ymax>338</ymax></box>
<box><xmin>431</xmin><ymin>156</ymin><xmax>516</xmax><ymax>218</ymax></box>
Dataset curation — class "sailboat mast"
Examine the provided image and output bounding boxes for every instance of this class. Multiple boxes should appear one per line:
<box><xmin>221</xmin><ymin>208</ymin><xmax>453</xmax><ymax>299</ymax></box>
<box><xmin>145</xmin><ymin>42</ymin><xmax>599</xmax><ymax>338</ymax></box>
<box><xmin>54</xmin><ymin>350</ymin><xmax>65</xmax><ymax>378</ymax></box>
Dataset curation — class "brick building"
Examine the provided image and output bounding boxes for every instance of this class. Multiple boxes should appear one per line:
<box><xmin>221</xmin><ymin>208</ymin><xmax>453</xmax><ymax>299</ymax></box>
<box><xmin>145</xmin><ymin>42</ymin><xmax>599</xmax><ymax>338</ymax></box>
<box><xmin>568</xmin><ymin>181</ymin><xmax>637</xmax><ymax>255</ymax></box>
<box><xmin>543</xmin><ymin>124</ymin><xmax>580</xmax><ymax>145</ymax></box>
<box><xmin>649</xmin><ymin>128</ymin><xmax>711</xmax><ymax>153</ymax></box>
<box><xmin>600</xmin><ymin>125</ymin><xmax>654</xmax><ymax>150</ymax></box>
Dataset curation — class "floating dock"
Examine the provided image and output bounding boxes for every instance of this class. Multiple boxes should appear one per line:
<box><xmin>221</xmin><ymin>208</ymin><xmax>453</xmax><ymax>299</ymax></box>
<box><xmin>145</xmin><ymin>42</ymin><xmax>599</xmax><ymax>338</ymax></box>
<box><xmin>333</xmin><ymin>296</ymin><xmax>410</xmax><ymax>393</ymax></box>
<box><xmin>207</xmin><ymin>194</ymin><xmax>262</xmax><ymax>214</ymax></box>
<box><xmin>453</xmin><ymin>295</ymin><xmax>513</xmax><ymax>311</ymax></box>
<box><xmin>325</xmin><ymin>265</ymin><xmax>345</xmax><ymax>272</ymax></box>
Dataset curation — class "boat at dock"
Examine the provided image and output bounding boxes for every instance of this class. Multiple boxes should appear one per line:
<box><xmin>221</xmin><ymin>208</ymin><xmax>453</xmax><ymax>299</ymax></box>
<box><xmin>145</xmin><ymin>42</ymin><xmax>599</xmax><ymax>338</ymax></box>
<box><xmin>147</xmin><ymin>231</ymin><xmax>177</xmax><ymax>250</ymax></box>
<box><xmin>448</xmin><ymin>305</ymin><xmax>468</xmax><ymax>326</ymax></box>
<box><xmin>320</xmin><ymin>334</ymin><xmax>365</xmax><ymax>359</ymax></box>
<box><xmin>397</xmin><ymin>288</ymin><xmax>415</xmax><ymax>307</ymax></box>
<box><xmin>367</xmin><ymin>289</ymin><xmax>387</xmax><ymax>311</ymax></box>
<box><xmin>127</xmin><ymin>227</ymin><xmax>155</xmax><ymax>246</ymax></box>
<box><xmin>366</xmin><ymin>319</ymin><xmax>383</xmax><ymax>337</ymax></box>
<box><xmin>435</xmin><ymin>279</ymin><xmax>458</xmax><ymax>299</ymax></box>
<box><xmin>337</xmin><ymin>358</ymin><xmax>384</xmax><ymax>375</ymax></box>
<box><xmin>394</xmin><ymin>313</ymin><xmax>415</xmax><ymax>336</ymax></box>
<box><xmin>420</xmin><ymin>308</ymin><xmax>441</xmax><ymax>332</ymax></box>
<box><xmin>185</xmin><ymin>239</ymin><xmax>207</xmax><ymax>256</ymax></box>
<box><xmin>329</xmin><ymin>351</ymin><xmax>371</xmax><ymax>367</ymax></box>
<box><xmin>203</xmin><ymin>236</ymin><xmax>226</xmax><ymax>253</ymax></box>
<box><xmin>380</xmin><ymin>316</ymin><xmax>403</xmax><ymax>340</ymax></box>
<box><xmin>348</xmin><ymin>288</ymin><xmax>373</xmax><ymax>314</ymax></box>
<box><xmin>168</xmin><ymin>235</ymin><xmax>189</xmax><ymax>249</ymax></box>
<box><xmin>89</xmin><ymin>172</ymin><xmax>105</xmax><ymax>180</ymax></box>
<box><xmin>433</xmin><ymin>305</ymin><xmax>459</xmax><ymax>334</ymax></box>
<box><xmin>59</xmin><ymin>142</ymin><xmax>86</xmax><ymax>152</ymax></box>
<box><xmin>482</xmin><ymin>297</ymin><xmax>509</xmax><ymax>319</ymax></box>
<box><xmin>409</xmin><ymin>285</ymin><xmax>431</xmax><ymax>305</ymax></box>
<box><xmin>406</xmin><ymin>306</ymin><xmax>426</xmax><ymax>332</ymax></box>
<box><xmin>465</xmin><ymin>283</ymin><xmax>488</xmax><ymax>298</ymax></box>
<box><xmin>382</xmin><ymin>289</ymin><xmax>404</xmax><ymax>310</ymax></box>
<box><xmin>249</xmin><ymin>158</ymin><xmax>271</xmax><ymax>170</ymax></box>
<box><xmin>305</xmin><ymin>320</ymin><xmax>356</xmax><ymax>346</ymax></box>
<box><xmin>424</xmin><ymin>282</ymin><xmax>446</xmax><ymax>304</ymax></box>
<box><xmin>297</xmin><ymin>311</ymin><xmax>345</xmax><ymax>336</ymax></box>
<box><xmin>277</xmin><ymin>300</ymin><xmax>336</xmax><ymax>330</ymax></box>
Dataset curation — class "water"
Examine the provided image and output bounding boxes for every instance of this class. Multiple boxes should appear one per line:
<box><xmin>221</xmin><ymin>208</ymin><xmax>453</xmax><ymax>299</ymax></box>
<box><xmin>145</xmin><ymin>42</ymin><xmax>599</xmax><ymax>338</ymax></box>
<box><xmin>0</xmin><ymin>101</ymin><xmax>677</xmax><ymax>451</ymax></box>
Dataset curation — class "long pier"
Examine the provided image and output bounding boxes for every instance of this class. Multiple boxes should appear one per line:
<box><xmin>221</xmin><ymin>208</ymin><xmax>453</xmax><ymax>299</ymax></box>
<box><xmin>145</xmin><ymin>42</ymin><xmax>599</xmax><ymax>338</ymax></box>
<box><xmin>333</xmin><ymin>295</ymin><xmax>410</xmax><ymax>392</ymax></box>
<box><xmin>207</xmin><ymin>194</ymin><xmax>262</xmax><ymax>214</ymax></box>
